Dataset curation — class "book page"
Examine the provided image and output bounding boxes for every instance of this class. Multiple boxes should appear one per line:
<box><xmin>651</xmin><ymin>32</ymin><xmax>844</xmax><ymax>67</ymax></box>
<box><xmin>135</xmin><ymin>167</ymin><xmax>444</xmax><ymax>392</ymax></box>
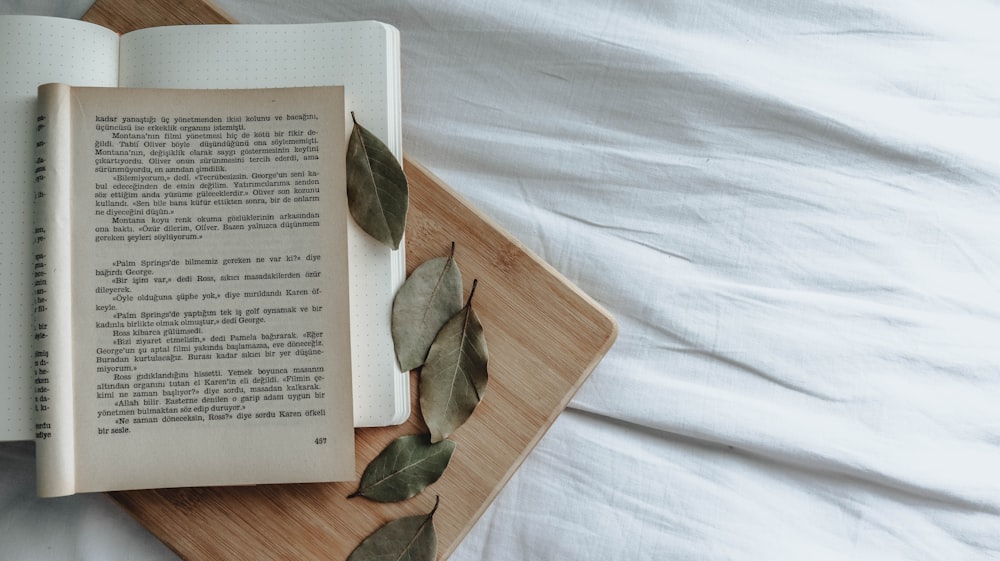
<box><xmin>0</xmin><ymin>16</ymin><xmax>119</xmax><ymax>442</ymax></box>
<box><xmin>118</xmin><ymin>22</ymin><xmax>408</xmax><ymax>426</ymax></box>
<box><xmin>61</xmin><ymin>86</ymin><xmax>354</xmax><ymax>493</ymax></box>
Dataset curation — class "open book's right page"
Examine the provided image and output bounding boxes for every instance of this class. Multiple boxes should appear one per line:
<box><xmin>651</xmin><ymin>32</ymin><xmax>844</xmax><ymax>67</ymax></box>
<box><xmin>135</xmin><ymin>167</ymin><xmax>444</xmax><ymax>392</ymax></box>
<box><xmin>118</xmin><ymin>22</ymin><xmax>406</xmax><ymax>426</ymax></box>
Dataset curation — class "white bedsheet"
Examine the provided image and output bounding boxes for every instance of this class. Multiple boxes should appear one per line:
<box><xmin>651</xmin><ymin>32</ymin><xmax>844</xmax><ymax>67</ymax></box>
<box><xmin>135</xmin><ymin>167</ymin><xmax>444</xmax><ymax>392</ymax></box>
<box><xmin>2</xmin><ymin>1</ymin><xmax>999</xmax><ymax>559</ymax></box>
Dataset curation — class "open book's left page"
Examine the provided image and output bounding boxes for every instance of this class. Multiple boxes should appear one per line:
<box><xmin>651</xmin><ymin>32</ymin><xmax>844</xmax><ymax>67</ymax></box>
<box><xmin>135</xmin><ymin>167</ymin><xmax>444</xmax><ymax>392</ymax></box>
<box><xmin>0</xmin><ymin>16</ymin><xmax>119</xmax><ymax>441</ymax></box>
<box><xmin>35</xmin><ymin>84</ymin><xmax>356</xmax><ymax>496</ymax></box>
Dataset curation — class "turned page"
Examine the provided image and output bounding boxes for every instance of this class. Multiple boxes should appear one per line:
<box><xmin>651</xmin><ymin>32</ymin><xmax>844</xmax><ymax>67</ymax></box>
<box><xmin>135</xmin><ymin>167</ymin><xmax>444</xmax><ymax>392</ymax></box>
<box><xmin>117</xmin><ymin>21</ymin><xmax>408</xmax><ymax>426</ymax></box>
<box><xmin>41</xmin><ymin>85</ymin><xmax>355</xmax><ymax>495</ymax></box>
<box><xmin>0</xmin><ymin>16</ymin><xmax>118</xmax><ymax>442</ymax></box>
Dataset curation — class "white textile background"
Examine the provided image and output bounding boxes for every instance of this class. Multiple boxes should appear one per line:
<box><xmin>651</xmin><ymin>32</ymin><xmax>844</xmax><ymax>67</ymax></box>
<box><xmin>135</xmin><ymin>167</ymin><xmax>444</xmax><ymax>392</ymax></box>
<box><xmin>2</xmin><ymin>1</ymin><xmax>999</xmax><ymax>559</ymax></box>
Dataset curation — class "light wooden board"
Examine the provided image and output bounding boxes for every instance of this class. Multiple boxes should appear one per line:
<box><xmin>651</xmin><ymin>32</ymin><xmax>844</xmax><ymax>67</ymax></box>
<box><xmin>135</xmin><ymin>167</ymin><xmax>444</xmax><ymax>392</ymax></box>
<box><xmin>83</xmin><ymin>2</ymin><xmax>618</xmax><ymax>559</ymax></box>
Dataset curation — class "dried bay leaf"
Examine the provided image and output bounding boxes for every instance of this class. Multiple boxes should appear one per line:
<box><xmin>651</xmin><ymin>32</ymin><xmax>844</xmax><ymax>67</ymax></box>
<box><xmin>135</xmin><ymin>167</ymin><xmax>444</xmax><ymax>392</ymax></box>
<box><xmin>392</xmin><ymin>243</ymin><xmax>463</xmax><ymax>371</ymax></box>
<box><xmin>349</xmin><ymin>434</ymin><xmax>456</xmax><ymax>502</ymax></box>
<box><xmin>346</xmin><ymin>497</ymin><xmax>439</xmax><ymax>561</ymax></box>
<box><xmin>346</xmin><ymin>112</ymin><xmax>407</xmax><ymax>249</ymax></box>
<box><xmin>420</xmin><ymin>280</ymin><xmax>489</xmax><ymax>443</ymax></box>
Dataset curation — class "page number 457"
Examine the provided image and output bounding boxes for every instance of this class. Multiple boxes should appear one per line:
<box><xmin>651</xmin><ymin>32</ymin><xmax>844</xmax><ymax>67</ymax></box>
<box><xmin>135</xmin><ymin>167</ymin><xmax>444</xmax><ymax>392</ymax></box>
<box><xmin>314</xmin><ymin>437</ymin><xmax>327</xmax><ymax>445</ymax></box>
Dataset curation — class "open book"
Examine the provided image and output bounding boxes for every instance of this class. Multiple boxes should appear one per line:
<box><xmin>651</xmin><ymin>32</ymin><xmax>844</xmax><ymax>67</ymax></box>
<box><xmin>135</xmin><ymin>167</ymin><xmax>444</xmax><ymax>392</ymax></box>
<box><xmin>0</xmin><ymin>16</ymin><xmax>408</xmax><ymax>495</ymax></box>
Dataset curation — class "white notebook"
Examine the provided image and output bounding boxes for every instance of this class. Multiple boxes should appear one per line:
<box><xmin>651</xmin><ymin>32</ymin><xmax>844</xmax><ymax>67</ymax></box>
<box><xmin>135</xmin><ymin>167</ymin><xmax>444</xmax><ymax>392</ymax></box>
<box><xmin>0</xmin><ymin>16</ymin><xmax>409</xmax><ymax>443</ymax></box>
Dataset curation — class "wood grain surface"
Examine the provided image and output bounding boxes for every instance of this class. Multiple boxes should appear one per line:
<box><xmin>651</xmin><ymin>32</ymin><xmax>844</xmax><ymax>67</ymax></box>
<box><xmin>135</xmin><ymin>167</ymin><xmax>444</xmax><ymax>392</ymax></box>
<box><xmin>82</xmin><ymin>2</ymin><xmax>618</xmax><ymax>559</ymax></box>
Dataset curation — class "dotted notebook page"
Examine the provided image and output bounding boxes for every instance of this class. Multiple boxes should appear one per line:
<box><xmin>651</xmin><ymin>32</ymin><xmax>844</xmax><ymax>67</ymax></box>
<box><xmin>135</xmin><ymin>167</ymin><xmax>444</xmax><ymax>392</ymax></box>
<box><xmin>119</xmin><ymin>22</ymin><xmax>407</xmax><ymax>426</ymax></box>
<box><xmin>0</xmin><ymin>16</ymin><xmax>118</xmax><ymax>441</ymax></box>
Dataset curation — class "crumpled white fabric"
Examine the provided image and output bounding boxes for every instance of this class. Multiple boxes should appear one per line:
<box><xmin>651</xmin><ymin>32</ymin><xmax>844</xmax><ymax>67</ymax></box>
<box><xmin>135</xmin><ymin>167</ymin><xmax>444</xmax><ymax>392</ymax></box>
<box><xmin>1</xmin><ymin>0</ymin><xmax>999</xmax><ymax>559</ymax></box>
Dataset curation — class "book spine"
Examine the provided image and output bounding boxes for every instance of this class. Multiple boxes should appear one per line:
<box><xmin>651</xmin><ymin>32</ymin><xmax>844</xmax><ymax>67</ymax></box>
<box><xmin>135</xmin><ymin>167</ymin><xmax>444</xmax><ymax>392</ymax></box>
<box><xmin>33</xmin><ymin>83</ymin><xmax>77</xmax><ymax>497</ymax></box>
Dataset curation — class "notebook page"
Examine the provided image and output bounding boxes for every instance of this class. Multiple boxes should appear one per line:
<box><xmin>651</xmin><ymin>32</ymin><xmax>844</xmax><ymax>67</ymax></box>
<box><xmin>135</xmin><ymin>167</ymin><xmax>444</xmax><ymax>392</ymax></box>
<box><xmin>118</xmin><ymin>22</ymin><xmax>407</xmax><ymax>426</ymax></box>
<box><xmin>0</xmin><ymin>16</ymin><xmax>119</xmax><ymax>441</ymax></box>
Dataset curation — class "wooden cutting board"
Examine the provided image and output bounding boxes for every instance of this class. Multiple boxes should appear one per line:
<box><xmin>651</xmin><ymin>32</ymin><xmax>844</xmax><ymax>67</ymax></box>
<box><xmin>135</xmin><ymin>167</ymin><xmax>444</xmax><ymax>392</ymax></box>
<box><xmin>82</xmin><ymin>1</ymin><xmax>618</xmax><ymax>559</ymax></box>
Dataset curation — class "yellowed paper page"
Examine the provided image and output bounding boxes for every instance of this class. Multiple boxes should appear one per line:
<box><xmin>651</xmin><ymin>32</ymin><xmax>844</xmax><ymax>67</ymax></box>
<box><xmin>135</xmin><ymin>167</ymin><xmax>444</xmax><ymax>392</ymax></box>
<box><xmin>37</xmin><ymin>85</ymin><xmax>355</xmax><ymax>495</ymax></box>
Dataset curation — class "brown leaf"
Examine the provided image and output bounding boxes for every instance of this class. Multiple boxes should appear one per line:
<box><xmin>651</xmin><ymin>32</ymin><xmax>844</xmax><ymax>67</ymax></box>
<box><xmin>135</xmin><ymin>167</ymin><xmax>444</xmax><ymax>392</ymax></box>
<box><xmin>345</xmin><ymin>112</ymin><xmax>407</xmax><ymax>249</ymax></box>
<box><xmin>391</xmin><ymin>243</ymin><xmax>463</xmax><ymax>371</ymax></box>
<box><xmin>348</xmin><ymin>434</ymin><xmax>456</xmax><ymax>502</ymax></box>
<box><xmin>346</xmin><ymin>497</ymin><xmax>439</xmax><ymax>561</ymax></box>
<box><xmin>419</xmin><ymin>280</ymin><xmax>488</xmax><ymax>442</ymax></box>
